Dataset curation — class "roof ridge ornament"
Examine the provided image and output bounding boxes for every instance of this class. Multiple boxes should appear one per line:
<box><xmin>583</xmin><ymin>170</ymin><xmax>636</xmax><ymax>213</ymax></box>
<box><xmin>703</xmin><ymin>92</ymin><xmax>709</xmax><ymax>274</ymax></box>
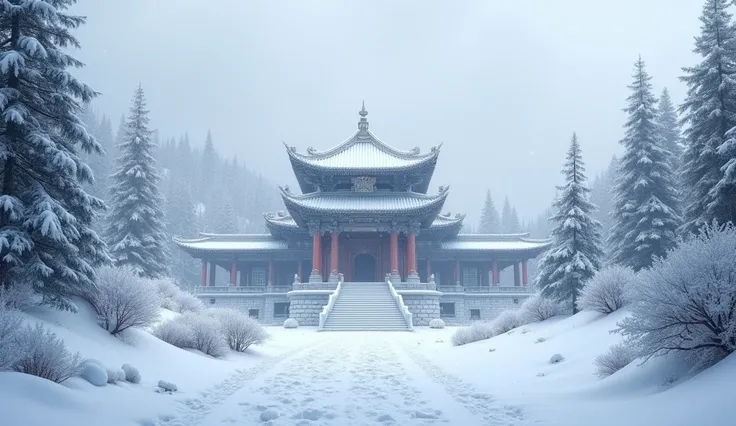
<box><xmin>358</xmin><ymin>101</ymin><xmax>369</xmax><ymax>131</ymax></box>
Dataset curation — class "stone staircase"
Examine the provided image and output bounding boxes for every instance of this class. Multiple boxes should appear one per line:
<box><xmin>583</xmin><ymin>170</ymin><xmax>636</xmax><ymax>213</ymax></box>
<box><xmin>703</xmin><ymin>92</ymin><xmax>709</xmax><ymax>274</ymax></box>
<box><xmin>321</xmin><ymin>282</ymin><xmax>412</xmax><ymax>331</ymax></box>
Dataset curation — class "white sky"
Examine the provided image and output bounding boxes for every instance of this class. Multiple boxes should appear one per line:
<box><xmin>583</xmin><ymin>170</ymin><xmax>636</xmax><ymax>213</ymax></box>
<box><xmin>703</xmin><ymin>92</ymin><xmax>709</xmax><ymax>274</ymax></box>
<box><xmin>73</xmin><ymin>0</ymin><xmax>703</xmax><ymax>225</ymax></box>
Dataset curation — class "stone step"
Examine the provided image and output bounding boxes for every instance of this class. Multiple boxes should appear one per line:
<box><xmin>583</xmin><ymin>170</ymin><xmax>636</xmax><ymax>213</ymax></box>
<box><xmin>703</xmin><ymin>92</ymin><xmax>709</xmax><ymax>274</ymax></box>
<box><xmin>321</xmin><ymin>282</ymin><xmax>410</xmax><ymax>331</ymax></box>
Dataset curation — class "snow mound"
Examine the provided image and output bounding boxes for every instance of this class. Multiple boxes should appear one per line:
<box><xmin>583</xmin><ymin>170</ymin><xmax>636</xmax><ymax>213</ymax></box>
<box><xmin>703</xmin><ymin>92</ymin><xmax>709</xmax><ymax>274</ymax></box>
<box><xmin>121</xmin><ymin>363</ymin><xmax>141</xmax><ymax>384</ymax></box>
<box><xmin>157</xmin><ymin>380</ymin><xmax>177</xmax><ymax>392</ymax></box>
<box><xmin>429</xmin><ymin>318</ymin><xmax>445</xmax><ymax>329</ymax></box>
<box><xmin>80</xmin><ymin>360</ymin><xmax>107</xmax><ymax>386</ymax></box>
<box><xmin>283</xmin><ymin>318</ymin><xmax>299</xmax><ymax>329</ymax></box>
<box><xmin>260</xmin><ymin>409</ymin><xmax>278</xmax><ymax>421</ymax></box>
<box><xmin>549</xmin><ymin>353</ymin><xmax>564</xmax><ymax>364</ymax></box>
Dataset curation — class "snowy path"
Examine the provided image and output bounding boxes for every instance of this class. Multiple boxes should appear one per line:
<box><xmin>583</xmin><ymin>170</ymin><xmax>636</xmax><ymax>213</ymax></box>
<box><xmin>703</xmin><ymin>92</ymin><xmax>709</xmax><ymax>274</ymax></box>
<box><xmin>152</xmin><ymin>333</ymin><xmax>525</xmax><ymax>426</ymax></box>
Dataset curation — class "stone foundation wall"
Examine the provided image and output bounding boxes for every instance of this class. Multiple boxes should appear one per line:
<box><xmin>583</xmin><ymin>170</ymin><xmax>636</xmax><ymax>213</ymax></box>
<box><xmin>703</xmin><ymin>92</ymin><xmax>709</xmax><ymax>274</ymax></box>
<box><xmin>402</xmin><ymin>294</ymin><xmax>440</xmax><ymax>326</ymax></box>
<box><xmin>439</xmin><ymin>294</ymin><xmax>531</xmax><ymax>324</ymax></box>
<box><xmin>287</xmin><ymin>293</ymin><xmax>330</xmax><ymax>326</ymax></box>
<box><xmin>196</xmin><ymin>295</ymin><xmax>290</xmax><ymax>325</ymax></box>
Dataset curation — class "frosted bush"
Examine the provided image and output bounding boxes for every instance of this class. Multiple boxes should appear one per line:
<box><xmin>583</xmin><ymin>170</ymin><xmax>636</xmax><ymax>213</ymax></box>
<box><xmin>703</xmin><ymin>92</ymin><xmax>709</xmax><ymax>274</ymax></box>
<box><xmin>209</xmin><ymin>308</ymin><xmax>268</xmax><ymax>352</ymax></box>
<box><xmin>429</xmin><ymin>319</ymin><xmax>445</xmax><ymax>329</ymax></box>
<box><xmin>283</xmin><ymin>318</ymin><xmax>299</xmax><ymax>329</ymax></box>
<box><xmin>157</xmin><ymin>380</ymin><xmax>177</xmax><ymax>392</ymax></box>
<box><xmin>80</xmin><ymin>359</ymin><xmax>107</xmax><ymax>386</ymax></box>
<box><xmin>549</xmin><ymin>353</ymin><xmax>564</xmax><ymax>364</ymax></box>
<box><xmin>175</xmin><ymin>291</ymin><xmax>204</xmax><ymax>314</ymax></box>
<box><xmin>122</xmin><ymin>363</ymin><xmax>141</xmax><ymax>384</ymax></box>
<box><xmin>594</xmin><ymin>342</ymin><xmax>637</xmax><ymax>378</ymax></box>
<box><xmin>519</xmin><ymin>295</ymin><xmax>562</xmax><ymax>323</ymax></box>
<box><xmin>578</xmin><ymin>266</ymin><xmax>634</xmax><ymax>314</ymax></box>
<box><xmin>154</xmin><ymin>318</ymin><xmax>194</xmax><ymax>348</ymax></box>
<box><xmin>106</xmin><ymin>367</ymin><xmax>125</xmax><ymax>383</ymax></box>
<box><xmin>0</xmin><ymin>282</ymin><xmax>37</xmax><ymax>310</ymax></box>
<box><xmin>617</xmin><ymin>223</ymin><xmax>736</xmax><ymax>369</ymax></box>
<box><xmin>492</xmin><ymin>310</ymin><xmax>522</xmax><ymax>334</ymax></box>
<box><xmin>0</xmin><ymin>308</ymin><xmax>23</xmax><ymax>370</ymax></box>
<box><xmin>451</xmin><ymin>322</ymin><xmax>496</xmax><ymax>346</ymax></box>
<box><xmin>88</xmin><ymin>266</ymin><xmax>161</xmax><ymax>335</ymax></box>
<box><xmin>13</xmin><ymin>323</ymin><xmax>81</xmax><ymax>383</ymax></box>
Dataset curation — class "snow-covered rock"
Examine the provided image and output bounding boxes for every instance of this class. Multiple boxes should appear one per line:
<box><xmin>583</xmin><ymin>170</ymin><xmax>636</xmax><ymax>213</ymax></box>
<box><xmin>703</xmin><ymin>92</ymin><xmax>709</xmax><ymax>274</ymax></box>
<box><xmin>429</xmin><ymin>319</ymin><xmax>445</xmax><ymax>329</ymax></box>
<box><xmin>80</xmin><ymin>360</ymin><xmax>108</xmax><ymax>386</ymax></box>
<box><xmin>549</xmin><ymin>353</ymin><xmax>565</xmax><ymax>364</ymax></box>
<box><xmin>157</xmin><ymin>380</ymin><xmax>177</xmax><ymax>392</ymax></box>
<box><xmin>122</xmin><ymin>364</ymin><xmax>141</xmax><ymax>384</ymax></box>
<box><xmin>259</xmin><ymin>409</ymin><xmax>279</xmax><ymax>421</ymax></box>
<box><xmin>283</xmin><ymin>318</ymin><xmax>299</xmax><ymax>329</ymax></box>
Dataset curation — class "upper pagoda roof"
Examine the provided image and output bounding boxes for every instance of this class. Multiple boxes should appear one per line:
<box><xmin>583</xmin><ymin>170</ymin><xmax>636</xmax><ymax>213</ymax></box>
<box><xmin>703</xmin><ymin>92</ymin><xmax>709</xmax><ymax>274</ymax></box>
<box><xmin>279</xmin><ymin>185</ymin><xmax>449</xmax><ymax>228</ymax></box>
<box><xmin>286</xmin><ymin>103</ymin><xmax>440</xmax><ymax>193</ymax></box>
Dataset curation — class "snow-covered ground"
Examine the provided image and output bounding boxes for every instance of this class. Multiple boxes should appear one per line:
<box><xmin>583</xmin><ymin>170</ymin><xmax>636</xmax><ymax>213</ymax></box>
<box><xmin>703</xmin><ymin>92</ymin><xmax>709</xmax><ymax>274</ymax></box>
<box><xmin>1</xmin><ymin>305</ymin><xmax>733</xmax><ymax>426</ymax></box>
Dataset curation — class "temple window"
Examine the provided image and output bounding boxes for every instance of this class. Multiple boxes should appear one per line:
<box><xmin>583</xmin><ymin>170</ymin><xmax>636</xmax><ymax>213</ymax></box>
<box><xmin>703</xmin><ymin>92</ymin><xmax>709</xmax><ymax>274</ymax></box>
<box><xmin>274</xmin><ymin>302</ymin><xmax>290</xmax><ymax>318</ymax></box>
<box><xmin>248</xmin><ymin>309</ymin><xmax>259</xmax><ymax>319</ymax></box>
<box><xmin>251</xmin><ymin>267</ymin><xmax>266</xmax><ymax>286</ymax></box>
<box><xmin>440</xmin><ymin>302</ymin><xmax>455</xmax><ymax>318</ymax></box>
<box><xmin>470</xmin><ymin>309</ymin><xmax>481</xmax><ymax>321</ymax></box>
<box><xmin>462</xmin><ymin>267</ymin><xmax>479</xmax><ymax>286</ymax></box>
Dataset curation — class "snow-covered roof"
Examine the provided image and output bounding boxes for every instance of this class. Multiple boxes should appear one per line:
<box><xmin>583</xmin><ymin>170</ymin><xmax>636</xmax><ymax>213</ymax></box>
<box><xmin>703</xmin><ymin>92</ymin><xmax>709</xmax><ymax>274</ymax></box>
<box><xmin>175</xmin><ymin>234</ymin><xmax>289</xmax><ymax>252</ymax></box>
<box><xmin>285</xmin><ymin>104</ymin><xmax>440</xmax><ymax>172</ymax></box>
<box><xmin>280</xmin><ymin>187</ymin><xmax>449</xmax><ymax>214</ymax></box>
<box><xmin>264</xmin><ymin>210</ymin><xmax>464</xmax><ymax>233</ymax></box>
<box><xmin>440</xmin><ymin>234</ymin><xmax>552</xmax><ymax>252</ymax></box>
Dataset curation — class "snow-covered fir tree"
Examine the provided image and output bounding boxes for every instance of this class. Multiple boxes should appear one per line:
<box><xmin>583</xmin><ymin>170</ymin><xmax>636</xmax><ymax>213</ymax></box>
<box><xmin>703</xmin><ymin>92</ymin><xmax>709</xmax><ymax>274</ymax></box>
<box><xmin>590</xmin><ymin>155</ymin><xmax>618</xmax><ymax>254</ymax></box>
<box><xmin>609</xmin><ymin>58</ymin><xmax>681</xmax><ymax>271</ymax></box>
<box><xmin>535</xmin><ymin>134</ymin><xmax>603</xmax><ymax>312</ymax></box>
<box><xmin>164</xmin><ymin>177</ymin><xmax>199</xmax><ymax>289</ymax></box>
<box><xmin>680</xmin><ymin>0</ymin><xmax>736</xmax><ymax>232</ymax></box>
<box><xmin>206</xmin><ymin>187</ymin><xmax>238</xmax><ymax>234</ymax></box>
<box><xmin>105</xmin><ymin>85</ymin><xmax>169</xmax><ymax>278</ymax></box>
<box><xmin>657</xmin><ymin>88</ymin><xmax>682</xmax><ymax>173</ymax></box>
<box><xmin>199</xmin><ymin>130</ymin><xmax>217</xmax><ymax>198</ymax></box>
<box><xmin>0</xmin><ymin>0</ymin><xmax>109</xmax><ymax>309</ymax></box>
<box><xmin>478</xmin><ymin>189</ymin><xmax>501</xmax><ymax>233</ymax></box>
<box><xmin>500</xmin><ymin>196</ymin><xmax>520</xmax><ymax>233</ymax></box>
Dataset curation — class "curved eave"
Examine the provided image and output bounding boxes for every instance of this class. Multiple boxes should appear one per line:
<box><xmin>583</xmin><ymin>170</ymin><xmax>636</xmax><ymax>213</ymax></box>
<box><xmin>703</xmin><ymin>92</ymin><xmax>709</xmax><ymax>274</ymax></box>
<box><xmin>263</xmin><ymin>213</ymin><xmax>308</xmax><ymax>237</ymax></box>
<box><xmin>421</xmin><ymin>214</ymin><xmax>466</xmax><ymax>238</ymax></box>
<box><xmin>174</xmin><ymin>235</ymin><xmax>290</xmax><ymax>255</ymax></box>
<box><xmin>280</xmin><ymin>188</ymin><xmax>449</xmax><ymax>228</ymax></box>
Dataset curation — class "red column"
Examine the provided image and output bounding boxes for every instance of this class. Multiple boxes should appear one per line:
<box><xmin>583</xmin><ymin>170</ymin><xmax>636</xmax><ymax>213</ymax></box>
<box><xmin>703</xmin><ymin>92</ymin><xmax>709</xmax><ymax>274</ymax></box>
<box><xmin>312</xmin><ymin>232</ymin><xmax>321</xmax><ymax>276</ymax></box>
<box><xmin>201</xmin><ymin>260</ymin><xmax>207</xmax><ymax>286</ymax></box>
<box><xmin>330</xmin><ymin>232</ymin><xmax>339</xmax><ymax>275</ymax></box>
<box><xmin>492</xmin><ymin>261</ymin><xmax>499</xmax><ymax>286</ymax></box>
<box><xmin>209</xmin><ymin>262</ymin><xmax>216</xmax><ymax>286</ymax></box>
<box><xmin>522</xmin><ymin>259</ymin><xmax>528</xmax><ymax>286</ymax></box>
<box><xmin>407</xmin><ymin>231</ymin><xmax>417</xmax><ymax>274</ymax></box>
<box><xmin>514</xmin><ymin>262</ymin><xmax>521</xmax><ymax>286</ymax></box>
<box><xmin>455</xmin><ymin>259</ymin><xmax>461</xmax><ymax>285</ymax></box>
<box><xmin>390</xmin><ymin>231</ymin><xmax>399</xmax><ymax>274</ymax></box>
<box><xmin>230</xmin><ymin>262</ymin><xmax>237</xmax><ymax>285</ymax></box>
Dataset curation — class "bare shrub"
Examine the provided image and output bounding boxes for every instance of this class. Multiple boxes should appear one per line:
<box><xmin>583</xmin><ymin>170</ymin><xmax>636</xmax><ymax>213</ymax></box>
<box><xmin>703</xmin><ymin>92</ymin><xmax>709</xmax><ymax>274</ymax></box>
<box><xmin>153</xmin><ymin>318</ymin><xmax>194</xmax><ymax>348</ymax></box>
<box><xmin>13</xmin><ymin>324</ymin><xmax>81</xmax><ymax>383</ymax></box>
<box><xmin>181</xmin><ymin>313</ymin><xmax>228</xmax><ymax>357</ymax></box>
<box><xmin>153</xmin><ymin>278</ymin><xmax>203</xmax><ymax>313</ymax></box>
<box><xmin>578</xmin><ymin>266</ymin><xmax>634</xmax><ymax>314</ymax></box>
<box><xmin>451</xmin><ymin>322</ymin><xmax>496</xmax><ymax>346</ymax></box>
<box><xmin>519</xmin><ymin>295</ymin><xmax>562</xmax><ymax>323</ymax></box>
<box><xmin>283</xmin><ymin>318</ymin><xmax>299</xmax><ymax>329</ymax></box>
<box><xmin>208</xmin><ymin>308</ymin><xmax>267</xmax><ymax>352</ymax></box>
<box><xmin>176</xmin><ymin>292</ymin><xmax>204</xmax><ymax>313</ymax></box>
<box><xmin>429</xmin><ymin>318</ymin><xmax>446</xmax><ymax>329</ymax></box>
<box><xmin>0</xmin><ymin>308</ymin><xmax>23</xmax><ymax>370</ymax></box>
<box><xmin>617</xmin><ymin>223</ymin><xmax>736</xmax><ymax>369</ymax></box>
<box><xmin>0</xmin><ymin>282</ymin><xmax>37</xmax><ymax>310</ymax></box>
<box><xmin>594</xmin><ymin>342</ymin><xmax>637</xmax><ymax>378</ymax></box>
<box><xmin>88</xmin><ymin>267</ymin><xmax>161</xmax><ymax>335</ymax></box>
<box><xmin>492</xmin><ymin>310</ymin><xmax>522</xmax><ymax>334</ymax></box>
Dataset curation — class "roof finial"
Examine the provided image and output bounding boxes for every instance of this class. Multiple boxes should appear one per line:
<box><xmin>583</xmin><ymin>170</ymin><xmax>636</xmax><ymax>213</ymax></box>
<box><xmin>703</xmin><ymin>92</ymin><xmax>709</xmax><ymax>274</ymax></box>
<box><xmin>358</xmin><ymin>101</ymin><xmax>369</xmax><ymax>131</ymax></box>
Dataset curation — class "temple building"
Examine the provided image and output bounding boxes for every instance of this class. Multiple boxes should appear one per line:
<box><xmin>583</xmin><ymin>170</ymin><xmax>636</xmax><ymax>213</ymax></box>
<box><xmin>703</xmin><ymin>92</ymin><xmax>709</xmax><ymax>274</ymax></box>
<box><xmin>175</xmin><ymin>104</ymin><xmax>550</xmax><ymax>329</ymax></box>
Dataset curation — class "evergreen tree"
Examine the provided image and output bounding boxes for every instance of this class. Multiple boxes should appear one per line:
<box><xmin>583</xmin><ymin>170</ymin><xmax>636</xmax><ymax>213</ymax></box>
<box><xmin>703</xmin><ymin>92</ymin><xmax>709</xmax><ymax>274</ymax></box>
<box><xmin>609</xmin><ymin>58</ymin><xmax>681</xmax><ymax>271</ymax></box>
<box><xmin>206</xmin><ymin>187</ymin><xmax>238</xmax><ymax>234</ymax></box>
<box><xmin>590</xmin><ymin>155</ymin><xmax>618</xmax><ymax>255</ymax></box>
<box><xmin>200</xmin><ymin>130</ymin><xmax>217</xmax><ymax>198</ymax></box>
<box><xmin>106</xmin><ymin>85</ymin><xmax>169</xmax><ymax>278</ymax></box>
<box><xmin>657</xmin><ymin>88</ymin><xmax>682</xmax><ymax>173</ymax></box>
<box><xmin>0</xmin><ymin>0</ymin><xmax>109</xmax><ymax>309</ymax></box>
<box><xmin>165</xmin><ymin>178</ymin><xmax>199</xmax><ymax>289</ymax></box>
<box><xmin>500</xmin><ymin>196</ymin><xmax>520</xmax><ymax>233</ymax></box>
<box><xmin>535</xmin><ymin>134</ymin><xmax>603</xmax><ymax>312</ymax></box>
<box><xmin>680</xmin><ymin>0</ymin><xmax>736</xmax><ymax>232</ymax></box>
<box><xmin>478</xmin><ymin>189</ymin><xmax>501</xmax><ymax>233</ymax></box>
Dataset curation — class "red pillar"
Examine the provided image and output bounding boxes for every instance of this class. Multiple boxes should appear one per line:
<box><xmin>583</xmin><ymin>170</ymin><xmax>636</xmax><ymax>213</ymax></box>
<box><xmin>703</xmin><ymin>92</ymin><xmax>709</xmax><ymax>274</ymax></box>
<box><xmin>492</xmin><ymin>261</ymin><xmax>499</xmax><ymax>286</ymax></box>
<box><xmin>209</xmin><ymin>262</ymin><xmax>216</xmax><ymax>286</ymax></box>
<box><xmin>407</xmin><ymin>231</ymin><xmax>417</xmax><ymax>274</ymax></box>
<box><xmin>330</xmin><ymin>232</ymin><xmax>339</xmax><ymax>275</ymax></box>
<box><xmin>390</xmin><ymin>231</ymin><xmax>399</xmax><ymax>275</ymax></box>
<box><xmin>522</xmin><ymin>259</ymin><xmax>528</xmax><ymax>286</ymax></box>
<box><xmin>230</xmin><ymin>261</ymin><xmax>237</xmax><ymax>285</ymax></box>
<box><xmin>201</xmin><ymin>260</ymin><xmax>207</xmax><ymax>286</ymax></box>
<box><xmin>514</xmin><ymin>262</ymin><xmax>521</xmax><ymax>286</ymax></box>
<box><xmin>455</xmin><ymin>259</ymin><xmax>461</xmax><ymax>285</ymax></box>
<box><xmin>311</xmin><ymin>232</ymin><xmax>322</xmax><ymax>277</ymax></box>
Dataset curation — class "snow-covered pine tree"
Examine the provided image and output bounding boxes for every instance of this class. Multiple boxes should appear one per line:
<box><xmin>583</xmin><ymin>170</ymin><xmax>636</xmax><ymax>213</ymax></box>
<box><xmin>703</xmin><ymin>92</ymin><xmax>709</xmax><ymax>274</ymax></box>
<box><xmin>590</xmin><ymin>155</ymin><xmax>618</xmax><ymax>251</ymax></box>
<box><xmin>207</xmin><ymin>188</ymin><xmax>238</xmax><ymax>234</ymax></box>
<box><xmin>657</xmin><ymin>88</ymin><xmax>682</xmax><ymax>173</ymax></box>
<box><xmin>478</xmin><ymin>189</ymin><xmax>501</xmax><ymax>233</ymax></box>
<box><xmin>199</xmin><ymin>130</ymin><xmax>217</xmax><ymax>198</ymax></box>
<box><xmin>105</xmin><ymin>85</ymin><xmax>169</xmax><ymax>278</ymax></box>
<box><xmin>165</xmin><ymin>177</ymin><xmax>199</xmax><ymax>289</ymax></box>
<box><xmin>680</xmin><ymin>0</ymin><xmax>736</xmax><ymax>232</ymax></box>
<box><xmin>609</xmin><ymin>58</ymin><xmax>681</xmax><ymax>271</ymax></box>
<box><xmin>535</xmin><ymin>134</ymin><xmax>603</xmax><ymax>312</ymax></box>
<box><xmin>500</xmin><ymin>196</ymin><xmax>520</xmax><ymax>233</ymax></box>
<box><xmin>0</xmin><ymin>0</ymin><xmax>109</xmax><ymax>309</ymax></box>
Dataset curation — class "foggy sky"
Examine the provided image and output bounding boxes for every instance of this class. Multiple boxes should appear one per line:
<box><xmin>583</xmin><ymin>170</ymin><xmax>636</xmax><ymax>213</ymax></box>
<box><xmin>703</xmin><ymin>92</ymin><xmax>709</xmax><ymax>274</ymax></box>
<box><xmin>72</xmin><ymin>0</ymin><xmax>702</xmax><ymax>226</ymax></box>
